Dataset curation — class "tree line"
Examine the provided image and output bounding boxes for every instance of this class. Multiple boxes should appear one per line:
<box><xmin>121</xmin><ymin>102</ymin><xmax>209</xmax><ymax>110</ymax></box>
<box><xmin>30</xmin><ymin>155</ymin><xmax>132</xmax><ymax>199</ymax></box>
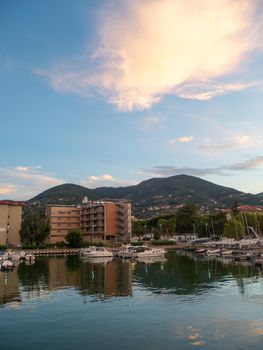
<box><xmin>132</xmin><ymin>203</ymin><xmax>263</xmax><ymax>240</ymax></box>
<box><xmin>19</xmin><ymin>204</ymin><xmax>263</xmax><ymax>246</ymax></box>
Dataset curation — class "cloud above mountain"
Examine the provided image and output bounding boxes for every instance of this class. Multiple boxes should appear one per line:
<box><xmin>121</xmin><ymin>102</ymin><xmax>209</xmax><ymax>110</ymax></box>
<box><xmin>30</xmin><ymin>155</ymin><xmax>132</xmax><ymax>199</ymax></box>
<box><xmin>138</xmin><ymin>156</ymin><xmax>263</xmax><ymax>177</ymax></box>
<box><xmin>40</xmin><ymin>0</ymin><xmax>263</xmax><ymax>111</ymax></box>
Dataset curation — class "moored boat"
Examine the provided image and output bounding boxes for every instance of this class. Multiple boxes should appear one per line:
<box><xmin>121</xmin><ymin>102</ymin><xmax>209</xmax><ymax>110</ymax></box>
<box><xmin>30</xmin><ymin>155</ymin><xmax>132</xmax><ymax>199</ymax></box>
<box><xmin>195</xmin><ymin>248</ymin><xmax>206</xmax><ymax>256</ymax></box>
<box><xmin>136</xmin><ymin>247</ymin><xmax>165</xmax><ymax>258</ymax></box>
<box><xmin>80</xmin><ymin>246</ymin><xmax>113</xmax><ymax>258</ymax></box>
<box><xmin>206</xmin><ymin>249</ymin><xmax>221</xmax><ymax>256</ymax></box>
<box><xmin>221</xmin><ymin>250</ymin><xmax>233</xmax><ymax>256</ymax></box>
<box><xmin>1</xmin><ymin>260</ymin><xmax>14</xmax><ymax>271</ymax></box>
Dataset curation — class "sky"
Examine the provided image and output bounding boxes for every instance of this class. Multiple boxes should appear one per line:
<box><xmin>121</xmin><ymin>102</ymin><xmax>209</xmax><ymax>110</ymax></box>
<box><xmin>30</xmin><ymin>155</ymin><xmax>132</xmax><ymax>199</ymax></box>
<box><xmin>1</xmin><ymin>0</ymin><xmax>263</xmax><ymax>200</ymax></box>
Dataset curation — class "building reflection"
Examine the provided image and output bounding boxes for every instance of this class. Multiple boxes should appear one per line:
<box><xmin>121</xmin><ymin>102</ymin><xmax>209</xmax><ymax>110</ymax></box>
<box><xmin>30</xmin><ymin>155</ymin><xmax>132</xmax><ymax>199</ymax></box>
<box><xmin>79</xmin><ymin>259</ymin><xmax>132</xmax><ymax>298</ymax></box>
<box><xmin>1</xmin><ymin>257</ymin><xmax>132</xmax><ymax>307</ymax></box>
<box><xmin>48</xmin><ymin>257</ymin><xmax>81</xmax><ymax>290</ymax></box>
<box><xmin>0</xmin><ymin>266</ymin><xmax>20</xmax><ymax>306</ymax></box>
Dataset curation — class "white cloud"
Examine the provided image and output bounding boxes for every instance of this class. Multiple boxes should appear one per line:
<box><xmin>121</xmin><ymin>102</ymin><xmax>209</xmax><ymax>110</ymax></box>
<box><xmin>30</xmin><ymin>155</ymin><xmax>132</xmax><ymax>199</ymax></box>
<box><xmin>81</xmin><ymin>173</ymin><xmax>135</xmax><ymax>188</ymax></box>
<box><xmin>39</xmin><ymin>0</ymin><xmax>263</xmax><ymax>111</ymax></box>
<box><xmin>15</xmin><ymin>166</ymin><xmax>30</xmax><ymax>172</ymax></box>
<box><xmin>234</xmin><ymin>135</ymin><xmax>251</xmax><ymax>145</ymax></box>
<box><xmin>168</xmin><ymin>136</ymin><xmax>194</xmax><ymax>146</ymax></box>
<box><xmin>0</xmin><ymin>166</ymin><xmax>64</xmax><ymax>200</ymax></box>
<box><xmin>198</xmin><ymin>134</ymin><xmax>262</xmax><ymax>153</ymax></box>
<box><xmin>173</xmin><ymin>80</ymin><xmax>261</xmax><ymax>101</ymax></box>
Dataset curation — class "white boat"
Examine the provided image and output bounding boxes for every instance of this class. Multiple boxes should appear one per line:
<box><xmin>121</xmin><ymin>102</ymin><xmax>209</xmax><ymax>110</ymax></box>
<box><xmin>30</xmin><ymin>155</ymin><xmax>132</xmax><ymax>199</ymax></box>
<box><xmin>221</xmin><ymin>250</ymin><xmax>233</xmax><ymax>256</ymax></box>
<box><xmin>195</xmin><ymin>248</ymin><xmax>206</xmax><ymax>256</ymax></box>
<box><xmin>115</xmin><ymin>245</ymin><xmax>138</xmax><ymax>259</ymax></box>
<box><xmin>80</xmin><ymin>246</ymin><xmax>113</xmax><ymax>258</ymax></box>
<box><xmin>1</xmin><ymin>260</ymin><xmax>14</xmax><ymax>270</ymax></box>
<box><xmin>206</xmin><ymin>249</ymin><xmax>221</xmax><ymax>256</ymax></box>
<box><xmin>136</xmin><ymin>247</ymin><xmax>165</xmax><ymax>258</ymax></box>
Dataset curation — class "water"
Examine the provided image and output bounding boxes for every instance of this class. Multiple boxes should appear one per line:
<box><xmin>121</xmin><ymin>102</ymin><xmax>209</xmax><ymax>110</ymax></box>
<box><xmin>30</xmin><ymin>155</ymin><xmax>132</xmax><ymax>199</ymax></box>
<box><xmin>1</xmin><ymin>252</ymin><xmax>263</xmax><ymax>349</ymax></box>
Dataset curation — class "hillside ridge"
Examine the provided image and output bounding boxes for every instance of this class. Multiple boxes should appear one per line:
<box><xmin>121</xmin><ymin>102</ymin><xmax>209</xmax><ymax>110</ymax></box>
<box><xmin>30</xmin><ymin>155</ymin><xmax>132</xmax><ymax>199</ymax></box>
<box><xmin>28</xmin><ymin>174</ymin><xmax>263</xmax><ymax>218</ymax></box>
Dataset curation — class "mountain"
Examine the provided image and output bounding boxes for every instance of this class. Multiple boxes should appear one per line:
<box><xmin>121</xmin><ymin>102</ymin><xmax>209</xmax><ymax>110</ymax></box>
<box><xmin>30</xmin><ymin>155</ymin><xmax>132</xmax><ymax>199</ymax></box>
<box><xmin>28</xmin><ymin>174</ymin><xmax>263</xmax><ymax>218</ymax></box>
<box><xmin>256</xmin><ymin>192</ymin><xmax>263</xmax><ymax>200</ymax></box>
<box><xmin>29</xmin><ymin>183</ymin><xmax>99</xmax><ymax>207</ymax></box>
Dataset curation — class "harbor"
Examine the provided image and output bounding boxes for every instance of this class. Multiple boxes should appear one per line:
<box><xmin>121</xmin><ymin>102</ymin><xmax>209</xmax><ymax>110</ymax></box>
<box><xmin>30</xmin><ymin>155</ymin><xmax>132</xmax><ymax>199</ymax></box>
<box><xmin>3</xmin><ymin>238</ymin><xmax>263</xmax><ymax>271</ymax></box>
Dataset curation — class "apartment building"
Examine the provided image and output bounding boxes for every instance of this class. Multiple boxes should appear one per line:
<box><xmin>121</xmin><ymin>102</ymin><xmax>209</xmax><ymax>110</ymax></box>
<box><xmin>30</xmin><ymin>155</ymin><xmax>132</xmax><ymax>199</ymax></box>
<box><xmin>46</xmin><ymin>205</ymin><xmax>81</xmax><ymax>244</ymax></box>
<box><xmin>0</xmin><ymin>200</ymin><xmax>25</xmax><ymax>247</ymax></box>
<box><xmin>46</xmin><ymin>199</ymin><xmax>132</xmax><ymax>243</ymax></box>
<box><xmin>81</xmin><ymin>199</ymin><xmax>132</xmax><ymax>242</ymax></box>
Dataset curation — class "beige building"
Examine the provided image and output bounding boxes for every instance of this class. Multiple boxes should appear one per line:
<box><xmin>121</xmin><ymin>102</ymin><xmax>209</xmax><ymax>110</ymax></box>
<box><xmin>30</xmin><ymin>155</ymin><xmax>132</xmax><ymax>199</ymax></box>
<box><xmin>46</xmin><ymin>205</ymin><xmax>81</xmax><ymax>244</ymax></box>
<box><xmin>81</xmin><ymin>199</ymin><xmax>132</xmax><ymax>242</ymax></box>
<box><xmin>0</xmin><ymin>200</ymin><xmax>25</xmax><ymax>247</ymax></box>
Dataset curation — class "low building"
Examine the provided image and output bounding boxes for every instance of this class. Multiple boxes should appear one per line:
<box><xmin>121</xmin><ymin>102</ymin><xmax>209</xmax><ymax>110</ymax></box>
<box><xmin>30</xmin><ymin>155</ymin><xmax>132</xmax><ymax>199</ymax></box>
<box><xmin>46</xmin><ymin>205</ymin><xmax>81</xmax><ymax>244</ymax></box>
<box><xmin>81</xmin><ymin>200</ymin><xmax>132</xmax><ymax>242</ymax></box>
<box><xmin>0</xmin><ymin>200</ymin><xmax>26</xmax><ymax>247</ymax></box>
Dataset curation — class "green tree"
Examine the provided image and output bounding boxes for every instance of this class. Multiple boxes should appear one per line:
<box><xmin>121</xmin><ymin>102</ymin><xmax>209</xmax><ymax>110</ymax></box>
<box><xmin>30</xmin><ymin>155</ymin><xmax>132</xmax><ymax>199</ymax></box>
<box><xmin>157</xmin><ymin>218</ymin><xmax>168</xmax><ymax>236</ymax></box>
<box><xmin>66</xmin><ymin>229</ymin><xmax>84</xmax><ymax>248</ymax></box>
<box><xmin>232</xmin><ymin>200</ymin><xmax>240</xmax><ymax>216</ymax></box>
<box><xmin>223</xmin><ymin>218</ymin><xmax>243</xmax><ymax>240</ymax></box>
<box><xmin>132</xmin><ymin>221</ymin><xmax>145</xmax><ymax>240</ymax></box>
<box><xmin>20</xmin><ymin>210</ymin><xmax>50</xmax><ymax>245</ymax></box>
<box><xmin>176</xmin><ymin>203</ymin><xmax>197</xmax><ymax>233</ymax></box>
<box><xmin>167</xmin><ymin>217</ymin><xmax>176</xmax><ymax>235</ymax></box>
<box><xmin>153</xmin><ymin>227</ymin><xmax>161</xmax><ymax>240</ymax></box>
<box><xmin>211</xmin><ymin>212</ymin><xmax>227</xmax><ymax>238</ymax></box>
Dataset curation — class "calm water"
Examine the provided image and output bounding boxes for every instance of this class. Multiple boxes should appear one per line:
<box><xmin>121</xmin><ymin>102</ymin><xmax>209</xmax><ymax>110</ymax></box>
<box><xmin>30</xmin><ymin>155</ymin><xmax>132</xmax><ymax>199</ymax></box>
<box><xmin>1</xmin><ymin>252</ymin><xmax>263</xmax><ymax>350</ymax></box>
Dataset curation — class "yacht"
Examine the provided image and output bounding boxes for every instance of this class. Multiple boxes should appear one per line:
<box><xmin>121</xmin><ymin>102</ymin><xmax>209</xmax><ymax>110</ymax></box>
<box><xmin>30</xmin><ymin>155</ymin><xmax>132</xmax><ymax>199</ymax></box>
<box><xmin>136</xmin><ymin>247</ymin><xmax>165</xmax><ymax>258</ymax></box>
<box><xmin>80</xmin><ymin>246</ymin><xmax>113</xmax><ymax>258</ymax></box>
<box><xmin>115</xmin><ymin>245</ymin><xmax>138</xmax><ymax>259</ymax></box>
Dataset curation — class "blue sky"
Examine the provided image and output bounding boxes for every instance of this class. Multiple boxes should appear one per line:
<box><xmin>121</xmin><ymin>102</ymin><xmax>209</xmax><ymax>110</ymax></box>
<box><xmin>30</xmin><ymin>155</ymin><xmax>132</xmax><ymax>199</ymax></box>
<box><xmin>1</xmin><ymin>0</ymin><xmax>263</xmax><ymax>199</ymax></box>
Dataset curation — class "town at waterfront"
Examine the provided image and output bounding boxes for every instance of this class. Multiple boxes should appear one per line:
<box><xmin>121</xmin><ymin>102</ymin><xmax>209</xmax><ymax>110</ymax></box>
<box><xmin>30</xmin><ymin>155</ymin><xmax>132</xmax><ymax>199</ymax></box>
<box><xmin>3</xmin><ymin>0</ymin><xmax>263</xmax><ymax>349</ymax></box>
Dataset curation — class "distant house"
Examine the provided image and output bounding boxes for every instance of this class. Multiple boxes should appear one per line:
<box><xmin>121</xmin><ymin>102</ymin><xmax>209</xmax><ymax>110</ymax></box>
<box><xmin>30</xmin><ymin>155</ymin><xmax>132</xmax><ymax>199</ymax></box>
<box><xmin>238</xmin><ymin>205</ymin><xmax>263</xmax><ymax>213</ymax></box>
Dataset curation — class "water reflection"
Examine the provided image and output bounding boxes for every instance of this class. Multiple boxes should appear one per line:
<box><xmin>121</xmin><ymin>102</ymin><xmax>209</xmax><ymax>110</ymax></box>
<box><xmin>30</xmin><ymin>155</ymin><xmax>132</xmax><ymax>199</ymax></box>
<box><xmin>79</xmin><ymin>259</ymin><xmax>132</xmax><ymax>298</ymax></box>
<box><xmin>1</xmin><ymin>252</ymin><xmax>263</xmax><ymax>307</ymax></box>
<box><xmin>134</xmin><ymin>251</ymin><xmax>261</xmax><ymax>296</ymax></box>
<box><xmin>0</xmin><ymin>266</ymin><xmax>20</xmax><ymax>305</ymax></box>
<box><xmin>0</xmin><ymin>257</ymin><xmax>133</xmax><ymax>306</ymax></box>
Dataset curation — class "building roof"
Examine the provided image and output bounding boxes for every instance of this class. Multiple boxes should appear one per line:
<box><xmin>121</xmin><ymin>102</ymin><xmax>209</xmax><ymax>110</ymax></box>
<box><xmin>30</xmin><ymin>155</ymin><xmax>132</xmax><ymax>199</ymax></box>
<box><xmin>0</xmin><ymin>200</ymin><xmax>27</xmax><ymax>206</ymax></box>
<box><xmin>238</xmin><ymin>205</ymin><xmax>263</xmax><ymax>213</ymax></box>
